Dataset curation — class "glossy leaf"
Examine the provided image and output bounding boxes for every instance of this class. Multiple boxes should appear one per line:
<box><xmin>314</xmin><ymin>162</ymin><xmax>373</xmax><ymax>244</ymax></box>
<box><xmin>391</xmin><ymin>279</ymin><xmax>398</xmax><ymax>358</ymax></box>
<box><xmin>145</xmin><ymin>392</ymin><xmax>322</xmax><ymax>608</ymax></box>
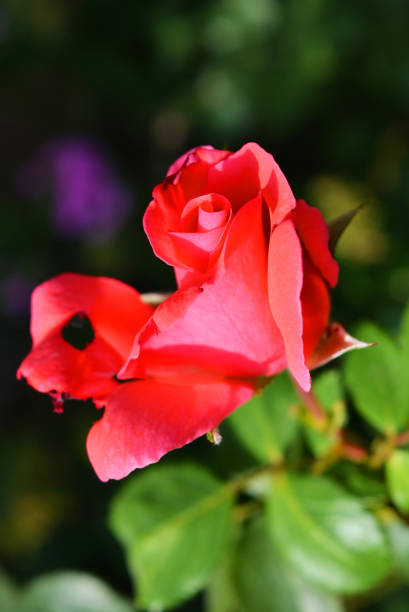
<box><xmin>234</xmin><ymin>518</ymin><xmax>344</xmax><ymax>612</ymax></box>
<box><xmin>267</xmin><ymin>472</ymin><xmax>392</xmax><ymax>594</ymax></box>
<box><xmin>386</xmin><ymin>518</ymin><xmax>409</xmax><ymax>581</ymax></box>
<box><xmin>205</xmin><ymin>557</ymin><xmax>244</xmax><ymax>612</ymax></box>
<box><xmin>109</xmin><ymin>463</ymin><xmax>234</xmax><ymax>610</ymax></box>
<box><xmin>314</xmin><ymin>370</ymin><xmax>344</xmax><ymax>413</ymax></box>
<box><xmin>18</xmin><ymin>572</ymin><xmax>134</xmax><ymax>612</ymax></box>
<box><xmin>386</xmin><ymin>450</ymin><xmax>409</xmax><ymax>514</ymax></box>
<box><xmin>344</xmin><ymin>323</ymin><xmax>409</xmax><ymax>434</ymax></box>
<box><xmin>228</xmin><ymin>372</ymin><xmax>299</xmax><ymax>463</ymax></box>
<box><xmin>0</xmin><ymin>570</ymin><xmax>19</xmax><ymax>612</ymax></box>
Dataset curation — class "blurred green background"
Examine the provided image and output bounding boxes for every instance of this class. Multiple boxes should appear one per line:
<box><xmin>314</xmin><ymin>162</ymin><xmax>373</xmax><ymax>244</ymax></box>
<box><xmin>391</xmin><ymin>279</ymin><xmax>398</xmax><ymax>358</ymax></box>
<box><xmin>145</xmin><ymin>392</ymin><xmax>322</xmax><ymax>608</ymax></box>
<box><xmin>2</xmin><ymin>0</ymin><xmax>409</xmax><ymax>609</ymax></box>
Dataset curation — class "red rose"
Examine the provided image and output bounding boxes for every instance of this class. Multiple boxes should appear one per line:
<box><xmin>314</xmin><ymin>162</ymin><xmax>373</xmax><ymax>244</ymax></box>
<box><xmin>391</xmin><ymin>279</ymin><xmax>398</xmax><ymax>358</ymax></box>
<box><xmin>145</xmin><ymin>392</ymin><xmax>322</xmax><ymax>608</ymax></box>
<box><xmin>17</xmin><ymin>143</ymin><xmax>340</xmax><ymax>481</ymax></box>
<box><xmin>142</xmin><ymin>143</ymin><xmax>338</xmax><ymax>390</ymax></box>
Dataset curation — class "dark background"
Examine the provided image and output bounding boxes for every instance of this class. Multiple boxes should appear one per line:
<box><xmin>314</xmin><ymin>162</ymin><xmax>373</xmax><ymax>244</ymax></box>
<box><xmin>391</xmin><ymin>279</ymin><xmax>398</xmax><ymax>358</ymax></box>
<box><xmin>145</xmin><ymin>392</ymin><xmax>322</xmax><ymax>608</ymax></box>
<box><xmin>1</xmin><ymin>1</ymin><xmax>409</xmax><ymax>609</ymax></box>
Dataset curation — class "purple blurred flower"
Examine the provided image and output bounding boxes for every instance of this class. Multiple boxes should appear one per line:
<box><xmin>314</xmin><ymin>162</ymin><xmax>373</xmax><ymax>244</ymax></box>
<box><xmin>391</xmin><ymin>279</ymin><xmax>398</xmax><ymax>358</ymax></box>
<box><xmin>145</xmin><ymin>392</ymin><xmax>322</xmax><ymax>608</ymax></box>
<box><xmin>16</xmin><ymin>138</ymin><xmax>132</xmax><ymax>242</ymax></box>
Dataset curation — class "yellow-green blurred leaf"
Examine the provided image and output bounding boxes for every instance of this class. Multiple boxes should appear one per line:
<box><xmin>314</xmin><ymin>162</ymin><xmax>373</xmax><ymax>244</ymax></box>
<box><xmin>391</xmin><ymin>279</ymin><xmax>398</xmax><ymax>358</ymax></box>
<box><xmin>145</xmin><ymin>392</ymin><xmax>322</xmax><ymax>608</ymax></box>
<box><xmin>344</xmin><ymin>323</ymin><xmax>409</xmax><ymax>434</ymax></box>
<box><xmin>386</xmin><ymin>450</ymin><xmax>409</xmax><ymax>514</ymax></box>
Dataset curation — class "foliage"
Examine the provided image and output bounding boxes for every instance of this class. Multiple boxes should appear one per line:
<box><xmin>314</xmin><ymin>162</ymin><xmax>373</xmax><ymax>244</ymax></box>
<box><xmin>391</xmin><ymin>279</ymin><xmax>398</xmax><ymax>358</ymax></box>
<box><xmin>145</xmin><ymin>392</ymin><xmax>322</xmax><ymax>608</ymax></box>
<box><xmin>0</xmin><ymin>571</ymin><xmax>135</xmax><ymax>612</ymax></box>
<box><xmin>94</xmin><ymin>299</ymin><xmax>409</xmax><ymax>610</ymax></box>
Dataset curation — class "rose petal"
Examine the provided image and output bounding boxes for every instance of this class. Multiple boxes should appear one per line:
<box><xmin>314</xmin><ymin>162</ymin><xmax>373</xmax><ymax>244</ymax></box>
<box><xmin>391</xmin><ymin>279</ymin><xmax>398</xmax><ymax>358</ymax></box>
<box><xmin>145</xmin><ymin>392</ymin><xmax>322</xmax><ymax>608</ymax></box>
<box><xmin>268</xmin><ymin>219</ymin><xmax>311</xmax><ymax>391</ymax></box>
<box><xmin>169</xmin><ymin>226</ymin><xmax>227</xmax><ymax>271</ymax></box>
<box><xmin>17</xmin><ymin>329</ymin><xmax>121</xmax><ymax>399</ymax></box>
<box><xmin>197</xmin><ymin>203</ymin><xmax>229</xmax><ymax>232</ymax></box>
<box><xmin>124</xmin><ymin>196</ymin><xmax>286</xmax><ymax>381</ymax></box>
<box><xmin>20</xmin><ymin>274</ymin><xmax>153</xmax><ymax>399</ymax></box>
<box><xmin>173</xmin><ymin>266</ymin><xmax>207</xmax><ymax>289</ymax></box>
<box><xmin>300</xmin><ymin>253</ymin><xmax>331</xmax><ymax>359</ymax></box>
<box><xmin>118</xmin><ymin>285</ymin><xmax>203</xmax><ymax>379</ymax></box>
<box><xmin>180</xmin><ymin>194</ymin><xmax>231</xmax><ymax>232</ymax></box>
<box><xmin>207</xmin><ymin>143</ymin><xmax>263</xmax><ymax>212</ymax></box>
<box><xmin>293</xmin><ymin>200</ymin><xmax>339</xmax><ymax>288</ymax></box>
<box><xmin>30</xmin><ymin>274</ymin><xmax>97</xmax><ymax>345</ymax></box>
<box><xmin>166</xmin><ymin>146</ymin><xmax>230</xmax><ymax>177</ymax></box>
<box><xmin>86</xmin><ymin>379</ymin><xmax>253</xmax><ymax>481</ymax></box>
<box><xmin>88</xmin><ymin>279</ymin><xmax>154</xmax><ymax>360</ymax></box>
<box><xmin>207</xmin><ymin>142</ymin><xmax>296</xmax><ymax>224</ymax></box>
<box><xmin>145</xmin><ymin>161</ymin><xmax>213</xmax><ymax>267</ymax></box>
<box><xmin>142</xmin><ymin>198</ymin><xmax>182</xmax><ymax>268</ymax></box>
<box><xmin>30</xmin><ymin>274</ymin><xmax>153</xmax><ymax>360</ymax></box>
<box><xmin>161</xmin><ymin>194</ymin><xmax>233</xmax><ymax>272</ymax></box>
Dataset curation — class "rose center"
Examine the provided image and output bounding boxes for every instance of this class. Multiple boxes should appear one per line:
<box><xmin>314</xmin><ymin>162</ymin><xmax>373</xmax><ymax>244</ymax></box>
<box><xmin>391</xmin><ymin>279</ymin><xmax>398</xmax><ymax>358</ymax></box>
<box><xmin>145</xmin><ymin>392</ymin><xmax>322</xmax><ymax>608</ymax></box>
<box><xmin>61</xmin><ymin>311</ymin><xmax>95</xmax><ymax>350</ymax></box>
<box><xmin>180</xmin><ymin>194</ymin><xmax>231</xmax><ymax>233</ymax></box>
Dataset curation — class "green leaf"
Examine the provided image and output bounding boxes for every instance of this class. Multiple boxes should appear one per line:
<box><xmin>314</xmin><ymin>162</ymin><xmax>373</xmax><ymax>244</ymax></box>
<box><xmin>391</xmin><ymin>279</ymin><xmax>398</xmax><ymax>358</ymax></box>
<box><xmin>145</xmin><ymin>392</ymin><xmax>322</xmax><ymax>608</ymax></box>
<box><xmin>228</xmin><ymin>372</ymin><xmax>299</xmax><ymax>463</ymax></box>
<box><xmin>0</xmin><ymin>570</ymin><xmax>19</xmax><ymax>612</ymax></box>
<box><xmin>205</xmin><ymin>557</ymin><xmax>244</xmax><ymax>612</ymax></box>
<box><xmin>267</xmin><ymin>472</ymin><xmax>392</xmax><ymax>594</ymax></box>
<box><xmin>303</xmin><ymin>426</ymin><xmax>335</xmax><ymax>459</ymax></box>
<box><xmin>303</xmin><ymin>370</ymin><xmax>346</xmax><ymax>458</ymax></box>
<box><xmin>344</xmin><ymin>322</ymin><xmax>409</xmax><ymax>434</ymax></box>
<box><xmin>233</xmin><ymin>518</ymin><xmax>344</xmax><ymax>612</ymax></box>
<box><xmin>314</xmin><ymin>370</ymin><xmax>345</xmax><ymax>414</ymax></box>
<box><xmin>386</xmin><ymin>450</ymin><xmax>409</xmax><ymax>514</ymax></box>
<box><xmin>335</xmin><ymin>462</ymin><xmax>387</xmax><ymax>506</ymax></box>
<box><xmin>18</xmin><ymin>572</ymin><xmax>134</xmax><ymax>612</ymax></box>
<box><xmin>385</xmin><ymin>518</ymin><xmax>409</xmax><ymax>581</ymax></box>
<box><xmin>109</xmin><ymin>463</ymin><xmax>234</xmax><ymax>610</ymax></box>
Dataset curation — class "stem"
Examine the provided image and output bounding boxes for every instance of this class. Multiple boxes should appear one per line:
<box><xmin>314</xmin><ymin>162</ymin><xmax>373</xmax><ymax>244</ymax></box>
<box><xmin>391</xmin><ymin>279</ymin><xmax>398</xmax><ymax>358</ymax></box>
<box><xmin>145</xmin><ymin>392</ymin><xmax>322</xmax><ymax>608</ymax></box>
<box><xmin>233</xmin><ymin>500</ymin><xmax>262</xmax><ymax>523</ymax></box>
<box><xmin>227</xmin><ymin>464</ymin><xmax>279</xmax><ymax>496</ymax></box>
<box><xmin>337</xmin><ymin>431</ymin><xmax>368</xmax><ymax>461</ymax></box>
<box><xmin>394</xmin><ymin>430</ymin><xmax>409</xmax><ymax>446</ymax></box>
<box><xmin>293</xmin><ymin>380</ymin><xmax>326</xmax><ymax>422</ymax></box>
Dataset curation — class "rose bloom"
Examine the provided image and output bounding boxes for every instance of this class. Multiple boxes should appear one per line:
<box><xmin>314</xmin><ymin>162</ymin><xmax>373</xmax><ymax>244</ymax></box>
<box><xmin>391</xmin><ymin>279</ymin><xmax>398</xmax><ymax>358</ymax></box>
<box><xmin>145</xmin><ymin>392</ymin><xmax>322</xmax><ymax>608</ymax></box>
<box><xmin>142</xmin><ymin>143</ymin><xmax>338</xmax><ymax>391</ymax></box>
<box><xmin>18</xmin><ymin>143</ymin><xmax>339</xmax><ymax>481</ymax></box>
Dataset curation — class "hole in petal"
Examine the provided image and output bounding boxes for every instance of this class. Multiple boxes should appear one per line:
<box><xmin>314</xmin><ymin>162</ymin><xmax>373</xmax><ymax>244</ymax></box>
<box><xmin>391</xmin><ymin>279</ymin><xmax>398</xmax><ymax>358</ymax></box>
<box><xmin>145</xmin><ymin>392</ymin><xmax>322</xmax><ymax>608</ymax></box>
<box><xmin>61</xmin><ymin>311</ymin><xmax>95</xmax><ymax>350</ymax></box>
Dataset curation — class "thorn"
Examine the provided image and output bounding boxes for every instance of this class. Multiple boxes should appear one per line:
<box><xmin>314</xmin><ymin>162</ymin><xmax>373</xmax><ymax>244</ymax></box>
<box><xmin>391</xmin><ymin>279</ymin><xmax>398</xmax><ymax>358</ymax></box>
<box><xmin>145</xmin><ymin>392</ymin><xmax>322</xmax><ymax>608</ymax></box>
<box><xmin>328</xmin><ymin>205</ymin><xmax>364</xmax><ymax>253</ymax></box>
